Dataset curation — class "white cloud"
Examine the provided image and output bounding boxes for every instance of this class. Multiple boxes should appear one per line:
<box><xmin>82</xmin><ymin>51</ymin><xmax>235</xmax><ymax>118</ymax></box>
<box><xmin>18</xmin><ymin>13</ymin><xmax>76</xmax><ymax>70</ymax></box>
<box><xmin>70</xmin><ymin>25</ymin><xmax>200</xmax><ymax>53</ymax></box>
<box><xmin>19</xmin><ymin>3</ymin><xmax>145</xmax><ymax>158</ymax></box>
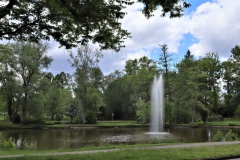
<box><xmin>4</xmin><ymin>0</ymin><xmax>240</xmax><ymax>76</ymax></box>
<box><xmin>188</xmin><ymin>0</ymin><xmax>240</xmax><ymax>58</ymax></box>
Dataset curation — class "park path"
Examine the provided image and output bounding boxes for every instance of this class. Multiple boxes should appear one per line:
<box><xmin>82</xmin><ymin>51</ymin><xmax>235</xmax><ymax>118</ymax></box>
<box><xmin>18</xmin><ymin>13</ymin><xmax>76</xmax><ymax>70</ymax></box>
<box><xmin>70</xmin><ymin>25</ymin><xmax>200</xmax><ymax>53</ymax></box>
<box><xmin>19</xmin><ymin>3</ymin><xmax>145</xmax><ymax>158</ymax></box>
<box><xmin>0</xmin><ymin>141</ymin><xmax>240</xmax><ymax>159</ymax></box>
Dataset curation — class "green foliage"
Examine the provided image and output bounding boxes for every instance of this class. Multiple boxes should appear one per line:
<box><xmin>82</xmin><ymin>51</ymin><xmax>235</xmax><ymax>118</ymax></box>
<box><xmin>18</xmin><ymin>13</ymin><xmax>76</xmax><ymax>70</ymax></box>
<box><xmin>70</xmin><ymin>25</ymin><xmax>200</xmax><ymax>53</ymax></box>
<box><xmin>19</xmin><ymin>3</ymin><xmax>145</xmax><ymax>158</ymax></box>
<box><xmin>61</xmin><ymin>138</ymin><xmax>71</xmax><ymax>149</ymax></box>
<box><xmin>212</xmin><ymin>130</ymin><xmax>224</xmax><ymax>142</ymax></box>
<box><xmin>225</xmin><ymin>130</ymin><xmax>238</xmax><ymax>141</ymax></box>
<box><xmin>139</xmin><ymin>0</ymin><xmax>191</xmax><ymax>19</ymax></box>
<box><xmin>235</xmin><ymin>104</ymin><xmax>240</xmax><ymax>117</ymax></box>
<box><xmin>212</xmin><ymin>130</ymin><xmax>238</xmax><ymax>142</ymax></box>
<box><xmin>22</xmin><ymin>141</ymin><xmax>37</xmax><ymax>150</ymax></box>
<box><xmin>86</xmin><ymin>111</ymin><xmax>97</xmax><ymax>124</ymax></box>
<box><xmin>207</xmin><ymin>114</ymin><xmax>224</xmax><ymax>122</ymax></box>
<box><xmin>69</xmin><ymin>44</ymin><xmax>103</xmax><ymax>123</ymax></box>
<box><xmin>199</xmin><ymin>107</ymin><xmax>209</xmax><ymax>124</ymax></box>
<box><xmin>0</xmin><ymin>0</ymin><xmax>131</xmax><ymax>51</ymax></box>
<box><xmin>103</xmin><ymin>74</ymin><xmax>134</xmax><ymax>120</ymax></box>
<box><xmin>22</xmin><ymin>117</ymin><xmax>45</xmax><ymax>125</ymax></box>
<box><xmin>56</xmin><ymin>114</ymin><xmax>63</xmax><ymax>123</ymax></box>
<box><xmin>65</xmin><ymin>103</ymin><xmax>81</xmax><ymax>123</ymax></box>
<box><xmin>0</xmin><ymin>132</ymin><xmax>16</xmax><ymax>150</ymax></box>
<box><xmin>228</xmin><ymin>123</ymin><xmax>237</xmax><ymax>126</ymax></box>
<box><xmin>136</xmin><ymin>100</ymin><xmax>150</xmax><ymax>123</ymax></box>
<box><xmin>12</xmin><ymin>114</ymin><xmax>21</xmax><ymax>124</ymax></box>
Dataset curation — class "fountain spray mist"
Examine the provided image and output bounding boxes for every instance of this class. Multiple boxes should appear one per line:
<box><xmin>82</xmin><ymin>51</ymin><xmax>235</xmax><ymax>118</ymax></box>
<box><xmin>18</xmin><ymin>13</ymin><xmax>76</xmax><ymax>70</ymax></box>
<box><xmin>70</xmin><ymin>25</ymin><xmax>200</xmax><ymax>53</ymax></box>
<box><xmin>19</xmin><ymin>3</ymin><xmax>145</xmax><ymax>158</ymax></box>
<box><xmin>150</xmin><ymin>74</ymin><xmax>164</xmax><ymax>133</ymax></box>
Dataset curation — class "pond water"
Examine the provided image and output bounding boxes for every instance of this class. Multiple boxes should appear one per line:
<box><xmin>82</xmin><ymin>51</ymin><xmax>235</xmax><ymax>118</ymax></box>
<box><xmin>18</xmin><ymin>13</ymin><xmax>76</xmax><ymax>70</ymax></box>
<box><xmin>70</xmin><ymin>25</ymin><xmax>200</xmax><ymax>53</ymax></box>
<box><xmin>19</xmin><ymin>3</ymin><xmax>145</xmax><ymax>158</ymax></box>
<box><xmin>0</xmin><ymin>127</ymin><xmax>239</xmax><ymax>150</ymax></box>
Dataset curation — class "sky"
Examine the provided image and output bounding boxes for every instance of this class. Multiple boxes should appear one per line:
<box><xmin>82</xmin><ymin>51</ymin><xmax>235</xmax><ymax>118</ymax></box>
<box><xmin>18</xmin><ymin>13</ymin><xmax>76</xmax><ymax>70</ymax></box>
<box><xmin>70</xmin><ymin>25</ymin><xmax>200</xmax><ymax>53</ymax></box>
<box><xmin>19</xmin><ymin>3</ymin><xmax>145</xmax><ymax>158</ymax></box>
<box><xmin>3</xmin><ymin>0</ymin><xmax>240</xmax><ymax>76</ymax></box>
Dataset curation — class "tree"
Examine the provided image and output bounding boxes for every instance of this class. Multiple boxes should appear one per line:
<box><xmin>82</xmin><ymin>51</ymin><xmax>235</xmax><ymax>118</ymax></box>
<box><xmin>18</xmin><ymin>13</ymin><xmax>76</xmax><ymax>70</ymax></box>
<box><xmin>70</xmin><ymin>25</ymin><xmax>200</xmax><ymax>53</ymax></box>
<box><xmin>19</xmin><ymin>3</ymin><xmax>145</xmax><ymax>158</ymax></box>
<box><xmin>0</xmin><ymin>0</ymin><xmax>132</xmax><ymax>51</ymax></box>
<box><xmin>65</xmin><ymin>104</ymin><xmax>79</xmax><ymax>123</ymax></box>
<box><xmin>0</xmin><ymin>44</ymin><xmax>16</xmax><ymax>120</ymax></box>
<box><xmin>138</xmin><ymin>0</ymin><xmax>191</xmax><ymax>18</ymax></box>
<box><xmin>198</xmin><ymin>52</ymin><xmax>222</xmax><ymax>116</ymax></box>
<box><xmin>124</xmin><ymin>56</ymin><xmax>157</xmax><ymax>122</ymax></box>
<box><xmin>221</xmin><ymin>59</ymin><xmax>235</xmax><ymax>117</ymax></box>
<box><xmin>68</xmin><ymin>44</ymin><xmax>103</xmax><ymax>123</ymax></box>
<box><xmin>103</xmin><ymin>73</ymin><xmax>134</xmax><ymax>120</ymax></box>
<box><xmin>53</xmin><ymin>71</ymin><xmax>71</xmax><ymax>91</ymax></box>
<box><xmin>229</xmin><ymin>45</ymin><xmax>240</xmax><ymax>116</ymax></box>
<box><xmin>158</xmin><ymin>44</ymin><xmax>174</xmax><ymax>123</ymax></box>
<box><xmin>6</xmin><ymin>42</ymin><xmax>53</xmax><ymax>118</ymax></box>
<box><xmin>0</xmin><ymin>1</ymin><xmax>190</xmax><ymax>50</ymax></box>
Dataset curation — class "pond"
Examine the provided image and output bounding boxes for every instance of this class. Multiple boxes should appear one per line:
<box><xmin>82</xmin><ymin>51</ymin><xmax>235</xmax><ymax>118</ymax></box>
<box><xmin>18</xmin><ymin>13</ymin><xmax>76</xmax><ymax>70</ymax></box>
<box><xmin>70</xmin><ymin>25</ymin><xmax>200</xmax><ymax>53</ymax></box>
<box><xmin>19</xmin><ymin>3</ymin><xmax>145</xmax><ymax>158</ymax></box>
<box><xmin>0</xmin><ymin>127</ymin><xmax>239</xmax><ymax>150</ymax></box>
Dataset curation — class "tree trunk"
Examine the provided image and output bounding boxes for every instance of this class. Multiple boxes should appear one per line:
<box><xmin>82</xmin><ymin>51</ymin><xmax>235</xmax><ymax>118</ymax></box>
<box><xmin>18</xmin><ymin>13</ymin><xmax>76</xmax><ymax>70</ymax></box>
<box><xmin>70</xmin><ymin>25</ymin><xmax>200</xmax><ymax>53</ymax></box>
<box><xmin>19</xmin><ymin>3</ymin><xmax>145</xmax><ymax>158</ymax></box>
<box><xmin>7</xmin><ymin>96</ymin><xmax>13</xmax><ymax>121</ymax></box>
<box><xmin>22</xmin><ymin>93</ymin><xmax>27</xmax><ymax>118</ymax></box>
<box><xmin>82</xmin><ymin>85</ymin><xmax>87</xmax><ymax>124</ymax></box>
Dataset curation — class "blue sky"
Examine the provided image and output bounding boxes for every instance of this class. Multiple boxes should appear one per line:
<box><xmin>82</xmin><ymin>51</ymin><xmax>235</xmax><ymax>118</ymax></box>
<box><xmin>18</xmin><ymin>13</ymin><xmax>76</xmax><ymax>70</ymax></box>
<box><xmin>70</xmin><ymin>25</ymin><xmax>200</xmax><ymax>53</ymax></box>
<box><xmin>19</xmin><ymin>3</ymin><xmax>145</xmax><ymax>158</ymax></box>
<box><xmin>2</xmin><ymin>0</ymin><xmax>240</xmax><ymax>76</ymax></box>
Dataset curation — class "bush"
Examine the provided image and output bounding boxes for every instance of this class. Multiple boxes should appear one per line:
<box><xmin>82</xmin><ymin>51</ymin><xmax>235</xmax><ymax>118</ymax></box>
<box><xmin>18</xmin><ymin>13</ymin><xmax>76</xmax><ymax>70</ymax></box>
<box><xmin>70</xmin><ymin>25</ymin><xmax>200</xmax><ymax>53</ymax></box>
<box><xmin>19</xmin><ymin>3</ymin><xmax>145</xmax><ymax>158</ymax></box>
<box><xmin>61</xmin><ymin>138</ymin><xmax>71</xmax><ymax>149</ymax></box>
<box><xmin>3</xmin><ymin>137</ymin><xmax>16</xmax><ymax>150</ymax></box>
<box><xmin>212</xmin><ymin>130</ymin><xmax>238</xmax><ymax>142</ymax></box>
<box><xmin>13</xmin><ymin>114</ymin><xmax>21</xmax><ymax>124</ymax></box>
<box><xmin>225</xmin><ymin>130</ymin><xmax>238</xmax><ymax>141</ymax></box>
<box><xmin>22</xmin><ymin>140</ymin><xmax>37</xmax><ymax>150</ymax></box>
<box><xmin>199</xmin><ymin>107</ymin><xmax>209</xmax><ymax>123</ymax></box>
<box><xmin>56</xmin><ymin>114</ymin><xmax>63</xmax><ymax>123</ymax></box>
<box><xmin>207</xmin><ymin>114</ymin><xmax>224</xmax><ymax>122</ymax></box>
<box><xmin>21</xmin><ymin>117</ymin><xmax>34</xmax><ymax>125</ymax></box>
<box><xmin>228</xmin><ymin>123</ymin><xmax>237</xmax><ymax>126</ymax></box>
<box><xmin>22</xmin><ymin>117</ymin><xmax>45</xmax><ymax>125</ymax></box>
<box><xmin>212</xmin><ymin>130</ymin><xmax>224</xmax><ymax>142</ymax></box>
<box><xmin>86</xmin><ymin>111</ymin><xmax>97</xmax><ymax>124</ymax></box>
<box><xmin>0</xmin><ymin>132</ymin><xmax>16</xmax><ymax>150</ymax></box>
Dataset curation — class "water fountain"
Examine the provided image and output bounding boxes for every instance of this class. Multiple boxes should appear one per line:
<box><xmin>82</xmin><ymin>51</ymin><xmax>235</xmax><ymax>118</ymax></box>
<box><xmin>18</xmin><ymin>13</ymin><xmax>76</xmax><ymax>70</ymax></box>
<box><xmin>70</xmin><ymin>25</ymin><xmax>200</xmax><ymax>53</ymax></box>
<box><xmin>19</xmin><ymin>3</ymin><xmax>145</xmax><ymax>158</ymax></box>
<box><xmin>146</xmin><ymin>74</ymin><xmax>169</xmax><ymax>135</ymax></box>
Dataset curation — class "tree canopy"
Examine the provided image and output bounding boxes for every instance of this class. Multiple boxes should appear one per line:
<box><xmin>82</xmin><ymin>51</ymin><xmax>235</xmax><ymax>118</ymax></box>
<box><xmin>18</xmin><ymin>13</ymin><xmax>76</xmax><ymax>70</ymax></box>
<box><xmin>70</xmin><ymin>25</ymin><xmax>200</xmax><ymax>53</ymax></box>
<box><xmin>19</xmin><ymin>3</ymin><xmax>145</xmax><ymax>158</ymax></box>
<box><xmin>0</xmin><ymin>0</ymin><xmax>190</xmax><ymax>51</ymax></box>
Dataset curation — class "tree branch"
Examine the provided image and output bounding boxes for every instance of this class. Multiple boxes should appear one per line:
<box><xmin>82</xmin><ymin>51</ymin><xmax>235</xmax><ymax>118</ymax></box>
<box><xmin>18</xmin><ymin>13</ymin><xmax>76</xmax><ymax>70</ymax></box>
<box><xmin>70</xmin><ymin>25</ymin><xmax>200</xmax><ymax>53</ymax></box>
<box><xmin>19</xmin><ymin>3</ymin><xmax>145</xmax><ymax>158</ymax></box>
<box><xmin>0</xmin><ymin>0</ymin><xmax>18</xmax><ymax>19</ymax></box>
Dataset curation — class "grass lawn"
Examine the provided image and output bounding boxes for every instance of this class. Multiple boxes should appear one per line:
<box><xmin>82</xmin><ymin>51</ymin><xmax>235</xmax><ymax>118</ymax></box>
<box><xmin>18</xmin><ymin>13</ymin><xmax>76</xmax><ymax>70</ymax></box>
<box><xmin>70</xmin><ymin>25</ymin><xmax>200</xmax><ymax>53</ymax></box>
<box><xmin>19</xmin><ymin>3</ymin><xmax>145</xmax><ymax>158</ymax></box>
<box><xmin>193</xmin><ymin>118</ymin><xmax>240</xmax><ymax>126</ymax></box>
<box><xmin>1</xmin><ymin>118</ymin><xmax>240</xmax><ymax>129</ymax></box>
<box><xmin>1</xmin><ymin>143</ymin><xmax>240</xmax><ymax>160</ymax></box>
<box><xmin>0</xmin><ymin>119</ymin><xmax>147</xmax><ymax>129</ymax></box>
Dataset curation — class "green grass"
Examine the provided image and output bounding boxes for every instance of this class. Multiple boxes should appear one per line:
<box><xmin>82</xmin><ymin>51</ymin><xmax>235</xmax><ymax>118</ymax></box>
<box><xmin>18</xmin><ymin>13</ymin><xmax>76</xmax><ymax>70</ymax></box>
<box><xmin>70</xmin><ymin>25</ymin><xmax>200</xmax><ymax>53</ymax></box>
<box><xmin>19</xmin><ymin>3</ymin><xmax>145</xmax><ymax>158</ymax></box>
<box><xmin>194</xmin><ymin>118</ymin><xmax>240</xmax><ymax>126</ymax></box>
<box><xmin>2</xmin><ymin>118</ymin><xmax>240</xmax><ymax>129</ymax></box>
<box><xmin>0</xmin><ymin>120</ymin><xmax>147</xmax><ymax>129</ymax></box>
<box><xmin>2</xmin><ymin>144</ymin><xmax>240</xmax><ymax>160</ymax></box>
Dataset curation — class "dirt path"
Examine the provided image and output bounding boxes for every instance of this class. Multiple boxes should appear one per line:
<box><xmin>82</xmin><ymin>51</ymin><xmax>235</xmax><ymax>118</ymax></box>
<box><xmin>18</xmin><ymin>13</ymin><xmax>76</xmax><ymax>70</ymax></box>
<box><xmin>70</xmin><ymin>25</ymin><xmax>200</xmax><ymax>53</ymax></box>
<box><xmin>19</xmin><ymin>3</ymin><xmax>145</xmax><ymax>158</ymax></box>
<box><xmin>0</xmin><ymin>141</ymin><xmax>240</xmax><ymax>159</ymax></box>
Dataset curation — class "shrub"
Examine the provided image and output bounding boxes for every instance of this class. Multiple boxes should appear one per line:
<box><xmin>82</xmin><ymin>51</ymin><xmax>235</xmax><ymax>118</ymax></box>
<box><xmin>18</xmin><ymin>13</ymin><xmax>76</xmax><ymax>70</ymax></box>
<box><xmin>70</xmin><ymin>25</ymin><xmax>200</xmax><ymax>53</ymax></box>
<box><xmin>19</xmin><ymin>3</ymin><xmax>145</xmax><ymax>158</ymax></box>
<box><xmin>22</xmin><ymin>117</ymin><xmax>45</xmax><ymax>125</ymax></box>
<box><xmin>0</xmin><ymin>133</ymin><xmax>16</xmax><ymax>150</ymax></box>
<box><xmin>212</xmin><ymin>130</ymin><xmax>224</xmax><ymax>142</ymax></box>
<box><xmin>62</xmin><ymin>138</ymin><xmax>71</xmax><ymax>149</ymax></box>
<box><xmin>212</xmin><ymin>130</ymin><xmax>239</xmax><ymax>142</ymax></box>
<box><xmin>225</xmin><ymin>130</ymin><xmax>238</xmax><ymax>141</ymax></box>
<box><xmin>207</xmin><ymin>114</ymin><xmax>224</xmax><ymax>122</ymax></box>
<box><xmin>86</xmin><ymin>111</ymin><xmax>97</xmax><ymax>124</ymax></box>
<box><xmin>13</xmin><ymin>114</ymin><xmax>21</xmax><ymax>124</ymax></box>
<box><xmin>21</xmin><ymin>117</ymin><xmax>34</xmax><ymax>125</ymax></box>
<box><xmin>22</xmin><ymin>140</ymin><xmax>37</xmax><ymax>150</ymax></box>
<box><xmin>228</xmin><ymin>123</ymin><xmax>237</xmax><ymax>126</ymax></box>
<box><xmin>199</xmin><ymin>107</ymin><xmax>209</xmax><ymax>123</ymax></box>
<box><xmin>56</xmin><ymin>114</ymin><xmax>63</xmax><ymax>123</ymax></box>
<box><xmin>34</xmin><ymin>117</ymin><xmax>45</xmax><ymax>124</ymax></box>
<box><xmin>3</xmin><ymin>137</ymin><xmax>16</xmax><ymax>150</ymax></box>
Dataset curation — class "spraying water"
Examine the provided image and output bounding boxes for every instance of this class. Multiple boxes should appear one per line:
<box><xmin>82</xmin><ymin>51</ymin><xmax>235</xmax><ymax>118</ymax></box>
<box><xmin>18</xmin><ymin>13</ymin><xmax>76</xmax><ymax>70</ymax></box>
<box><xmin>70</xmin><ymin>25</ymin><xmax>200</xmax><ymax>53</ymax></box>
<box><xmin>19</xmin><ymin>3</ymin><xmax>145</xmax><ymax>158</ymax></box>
<box><xmin>149</xmin><ymin>74</ymin><xmax>164</xmax><ymax>133</ymax></box>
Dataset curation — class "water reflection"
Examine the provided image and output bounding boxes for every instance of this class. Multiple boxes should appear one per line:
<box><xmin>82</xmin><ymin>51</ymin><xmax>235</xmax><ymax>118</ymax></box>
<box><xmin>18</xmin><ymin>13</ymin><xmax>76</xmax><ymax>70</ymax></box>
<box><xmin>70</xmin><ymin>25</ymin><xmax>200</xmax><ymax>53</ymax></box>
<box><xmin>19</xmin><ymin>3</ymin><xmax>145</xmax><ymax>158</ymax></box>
<box><xmin>0</xmin><ymin>127</ymin><xmax>239</xmax><ymax>150</ymax></box>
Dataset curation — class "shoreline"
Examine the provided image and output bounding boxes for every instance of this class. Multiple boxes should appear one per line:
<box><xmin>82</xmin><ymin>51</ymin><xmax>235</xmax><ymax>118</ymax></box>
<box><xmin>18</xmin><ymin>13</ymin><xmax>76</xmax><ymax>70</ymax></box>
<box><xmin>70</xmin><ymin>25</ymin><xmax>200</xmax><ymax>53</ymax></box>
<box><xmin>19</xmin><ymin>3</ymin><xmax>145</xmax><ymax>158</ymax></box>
<box><xmin>0</xmin><ymin>123</ymin><xmax>240</xmax><ymax>130</ymax></box>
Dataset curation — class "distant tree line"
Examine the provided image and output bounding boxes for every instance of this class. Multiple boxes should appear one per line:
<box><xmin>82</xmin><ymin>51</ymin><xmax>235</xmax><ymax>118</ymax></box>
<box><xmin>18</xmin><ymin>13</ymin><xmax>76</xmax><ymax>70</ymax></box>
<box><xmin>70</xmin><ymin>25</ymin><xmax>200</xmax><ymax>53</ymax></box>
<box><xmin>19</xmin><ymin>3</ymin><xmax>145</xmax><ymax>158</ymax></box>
<box><xmin>1</xmin><ymin>42</ymin><xmax>240</xmax><ymax>124</ymax></box>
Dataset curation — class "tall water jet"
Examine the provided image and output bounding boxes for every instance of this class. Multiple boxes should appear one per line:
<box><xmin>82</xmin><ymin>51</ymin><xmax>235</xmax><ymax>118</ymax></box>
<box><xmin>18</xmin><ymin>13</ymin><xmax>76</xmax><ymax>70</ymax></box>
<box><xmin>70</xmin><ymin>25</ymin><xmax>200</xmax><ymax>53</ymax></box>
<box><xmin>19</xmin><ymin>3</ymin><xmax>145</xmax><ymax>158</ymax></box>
<box><xmin>149</xmin><ymin>74</ymin><xmax>164</xmax><ymax>133</ymax></box>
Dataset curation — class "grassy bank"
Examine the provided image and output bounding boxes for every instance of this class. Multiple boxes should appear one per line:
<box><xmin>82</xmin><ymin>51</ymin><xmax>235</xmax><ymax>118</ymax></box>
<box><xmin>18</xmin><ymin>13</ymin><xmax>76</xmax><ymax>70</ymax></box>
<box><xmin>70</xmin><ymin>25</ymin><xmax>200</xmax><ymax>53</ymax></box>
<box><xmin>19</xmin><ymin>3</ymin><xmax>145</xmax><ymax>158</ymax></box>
<box><xmin>1</xmin><ymin>118</ymin><xmax>240</xmax><ymax>129</ymax></box>
<box><xmin>1</xmin><ymin>143</ymin><xmax>240</xmax><ymax>160</ymax></box>
<box><xmin>0</xmin><ymin>120</ymin><xmax>147</xmax><ymax>129</ymax></box>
